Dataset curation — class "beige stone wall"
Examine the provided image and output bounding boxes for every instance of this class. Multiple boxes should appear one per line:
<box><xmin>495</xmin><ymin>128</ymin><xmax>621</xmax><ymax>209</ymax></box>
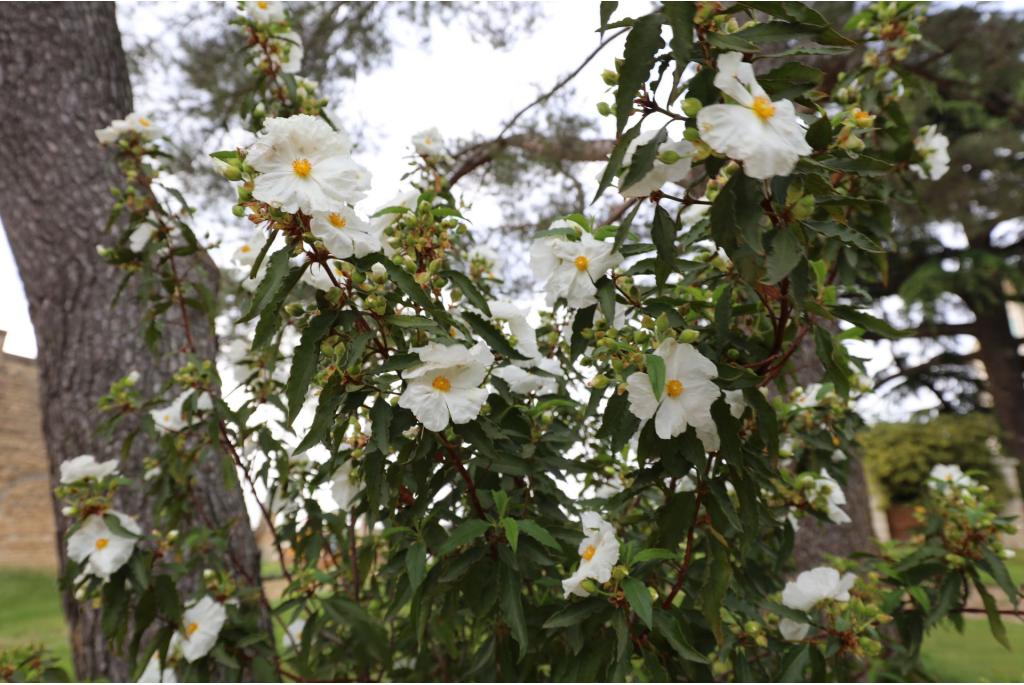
<box><xmin>0</xmin><ymin>330</ymin><xmax>58</xmax><ymax>570</ymax></box>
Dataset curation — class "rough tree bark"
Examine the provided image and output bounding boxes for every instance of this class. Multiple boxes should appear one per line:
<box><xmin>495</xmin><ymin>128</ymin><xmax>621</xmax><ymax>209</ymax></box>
<box><xmin>0</xmin><ymin>3</ymin><xmax>265</xmax><ymax>680</ymax></box>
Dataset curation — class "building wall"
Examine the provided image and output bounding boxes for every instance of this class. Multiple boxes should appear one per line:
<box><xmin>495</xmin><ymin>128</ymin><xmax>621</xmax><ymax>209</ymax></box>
<box><xmin>0</xmin><ymin>330</ymin><xmax>58</xmax><ymax>570</ymax></box>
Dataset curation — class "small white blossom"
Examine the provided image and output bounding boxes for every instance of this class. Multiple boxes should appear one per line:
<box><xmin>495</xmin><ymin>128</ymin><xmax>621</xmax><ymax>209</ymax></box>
<box><xmin>782</xmin><ymin>566</ymin><xmax>856</xmax><ymax>612</ymax></box>
<box><xmin>697</xmin><ymin>52</ymin><xmax>812</xmax><ymax>179</ymax></box>
<box><xmin>244</xmin><ymin>0</ymin><xmax>287</xmax><ymax>23</ymax></box>
<box><xmin>488</xmin><ymin>301</ymin><xmax>540</xmax><ymax>359</ymax></box>
<box><xmin>928</xmin><ymin>463</ymin><xmax>976</xmax><ymax>490</ymax></box>
<box><xmin>530</xmin><ymin>224</ymin><xmax>623</xmax><ymax>308</ymax></box>
<box><xmin>619</xmin><ymin>131</ymin><xmax>695</xmax><ymax>197</ymax></box>
<box><xmin>150</xmin><ymin>390</ymin><xmax>214</xmax><ymax>434</ymax></box>
<box><xmin>247</xmin><ymin>114</ymin><xmax>370</xmax><ymax>214</ymax></box>
<box><xmin>779</xmin><ymin>617</ymin><xmax>811</xmax><ymax>642</ymax></box>
<box><xmin>60</xmin><ymin>454</ymin><xmax>119</xmax><ymax>484</ymax></box>
<box><xmin>398</xmin><ymin>341</ymin><xmax>494</xmax><ymax>431</ymax></box>
<box><xmin>67</xmin><ymin>511</ymin><xmax>140</xmax><ymax>581</ymax></box>
<box><xmin>138</xmin><ymin>655</ymin><xmax>176</xmax><ymax>683</ymax></box>
<box><xmin>309</xmin><ymin>206</ymin><xmax>382</xmax><ymax>259</ymax></box>
<box><xmin>809</xmin><ymin>469</ymin><xmax>851</xmax><ymax>525</ymax></box>
<box><xmin>95</xmin><ymin>112</ymin><xmax>163</xmax><ymax>144</ymax></box>
<box><xmin>562</xmin><ymin>512</ymin><xmax>620</xmax><ymax>598</ymax></box>
<box><xmin>412</xmin><ymin>127</ymin><xmax>445</xmax><ymax>157</ymax></box>
<box><xmin>625</xmin><ymin>339</ymin><xmax>719</xmax><ymax>443</ymax></box>
<box><xmin>910</xmin><ymin>124</ymin><xmax>950</xmax><ymax>181</ymax></box>
<box><xmin>173</xmin><ymin>597</ymin><xmax>227</xmax><ymax>663</ymax></box>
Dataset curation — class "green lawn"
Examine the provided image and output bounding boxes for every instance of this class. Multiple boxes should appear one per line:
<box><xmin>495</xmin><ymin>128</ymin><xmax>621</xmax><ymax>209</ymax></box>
<box><xmin>0</xmin><ymin>567</ymin><xmax>1022</xmax><ymax>681</ymax></box>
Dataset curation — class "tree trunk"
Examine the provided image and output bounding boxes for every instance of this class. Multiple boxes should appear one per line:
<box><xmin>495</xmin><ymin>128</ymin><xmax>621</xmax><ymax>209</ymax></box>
<box><xmin>0</xmin><ymin>3</ymin><xmax>265</xmax><ymax>680</ymax></box>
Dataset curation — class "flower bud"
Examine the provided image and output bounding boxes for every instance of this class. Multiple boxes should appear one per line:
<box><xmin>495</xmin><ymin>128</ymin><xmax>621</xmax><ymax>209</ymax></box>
<box><xmin>681</xmin><ymin>98</ymin><xmax>703</xmax><ymax>117</ymax></box>
<box><xmin>841</xmin><ymin>134</ymin><xmax>865</xmax><ymax>152</ymax></box>
<box><xmin>611</xmin><ymin>565</ymin><xmax>629</xmax><ymax>581</ymax></box>
<box><xmin>678</xmin><ymin>329</ymin><xmax>700</xmax><ymax>344</ymax></box>
<box><xmin>232</xmin><ymin>204</ymin><xmax>247</xmax><ymax>218</ymax></box>
<box><xmin>791</xmin><ymin>194</ymin><xmax>816</xmax><ymax>220</ymax></box>
<box><xmin>658</xmin><ymin>149</ymin><xmax>682</xmax><ymax>165</ymax></box>
<box><xmin>601</xmin><ymin>69</ymin><xmax>619</xmax><ymax>86</ymax></box>
<box><xmin>580</xmin><ymin>579</ymin><xmax>599</xmax><ymax>594</ymax></box>
<box><xmin>683</xmin><ymin>127</ymin><xmax>701</xmax><ymax>142</ymax></box>
<box><xmin>597</xmin><ymin>102</ymin><xmax>612</xmax><ymax>117</ymax></box>
<box><xmin>203</xmin><ymin>568</ymin><xmax>216</xmax><ymax>580</ymax></box>
<box><xmin>284</xmin><ymin>303</ymin><xmax>305</xmax><ymax>317</ymax></box>
<box><xmin>590</xmin><ymin>374</ymin><xmax>610</xmax><ymax>390</ymax></box>
<box><xmin>167</xmin><ymin>529</ymin><xmax>179</xmax><ymax>542</ymax></box>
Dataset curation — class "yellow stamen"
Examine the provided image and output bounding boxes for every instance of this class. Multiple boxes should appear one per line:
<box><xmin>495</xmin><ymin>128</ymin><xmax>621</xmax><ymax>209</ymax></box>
<box><xmin>95</xmin><ymin>538</ymin><xmax>109</xmax><ymax>550</ymax></box>
<box><xmin>257</xmin><ymin>1</ymin><xmax>268</xmax><ymax>8</ymax></box>
<box><xmin>853</xmin><ymin>109</ymin><xmax>872</xmax><ymax>124</ymax></box>
<box><xmin>138</xmin><ymin>117</ymin><xmax>152</xmax><ymax>127</ymax></box>
<box><xmin>581</xmin><ymin>544</ymin><xmax>597</xmax><ymax>561</ymax></box>
<box><xmin>574</xmin><ymin>255</ymin><xmax>589</xmax><ymax>272</ymax></box>
<box><xmin>240</xmin><ymin>245</ymin><xmax>251</xmax><ymax>253</ymax></box>
<box><xmin>186</xmin><ymin>622</ymin><xmax>199</xmax><ymax>636</ymax></box>
<box><xmin>328</xmin><ymin>212</ymin><xmax>347</xmax><ymax>229</ymax></box>
<box><xmin>752</xmin><ymin>96</ymin><xmax>776</xmax><ymax>121</ymax></box>
<box><xmin>292</xmin><ymin>158</ymin><xmax>312</xmax><ymax>178</ymax></box>
<box><xmin>432</xmin><ymin>376</ymin><xmax>451</xmax><ymax>392</ymax></box>
<box><xmin>665</xmin><ymin>379</ymin><xmax>684</xmax><ymax>398</ymax></box>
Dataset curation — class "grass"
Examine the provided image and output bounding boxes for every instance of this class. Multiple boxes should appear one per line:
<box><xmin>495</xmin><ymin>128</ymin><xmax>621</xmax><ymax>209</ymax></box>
<box><xmin>0</xmin><ymin>566</ymin><xmax>1022</xmax><ymax>682</ymax></box>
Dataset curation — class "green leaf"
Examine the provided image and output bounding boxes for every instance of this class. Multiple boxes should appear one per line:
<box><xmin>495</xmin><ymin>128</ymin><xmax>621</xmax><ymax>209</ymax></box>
<box><xmin>663</xmin><ymin>2</ymin><xmax>695</xmax><ymax>69</ymax></box>
<box><xmin>595</xmin><ymin>125</ymin><xmax>641</xmax><ymax>202</ymax></box>
<box><xmin>499</xmin><ymin>566</ymin><xmax>529</xmax><ymax>658</ymax></box>
<box><xmin>651</xmin><ymin>205</ymin><xmax>677</xmax><ymax>265</ymax></box>
<box><xmin>710</xmin><ymin>172</ymin><xmax>764</xmax><ymax>255</ymax></box>
<box><xmin>501</xmin><ymin>518</ymin><xmax>520</xmax><ymax>552</ymax></box>
<box><xmin>406</xmin><ymin>541</ymin><xmax>427</xmax><ymax>591</ymax></box>
<box><xmin>620</xmin><ymin>127</ymin><xmax>667</xmax><ymax>192</ymax></box>
<box><xmin>294</xmin><ymin>378</ymin><xmax>344</xmax><ymax>453</ymax></box>
<box><xmin>543</xmin><ymin>597</ymin><xmax>607</xmax><ymax>629</ymax></box>
<box><xmin>369</xmin><ymin>397</ymin><xmax>392</xmax><ymax>454</ymax></box>
<box><xmin>252</xmin><ymin>263</ymin><xmax>306</xmax><ymax>349</ymax></box>
<box><xmin>779</xmin><ymin>644</ymin><xmax>810</xmax><ymax>681</ymax></box>
<box><xmin>441</xmin><ymin>269</ymin><xmax>492</xmax><ymax>316</ymax></box>
<box><xmin>979</xmin><ymin>548</ymin><xmax>1020</xmax><ymax>604</ymax></box>
<box><xmin>632</xmin><ymin>548</ymin><xmax>676</xmax><ymax>564</ymax></box>
<box><xmin>239</xmin><ymin>246</ymin><xmax>291</xmax><ymax>323</ymax></box>
<box><xmin>765</xmin><ymin>226</ymin><xmax>803</xmax><ymax>283</ymax></box>
<box><xmin>462</xmin><ymin>311</ymin><xmax>529</xmax><ymax>360</ymax></box>
<box><xmin>801</xmin><ymin>219</ymin><xmax>883</xmax><ymax>253</ymax></box>
<box><xmin>615</xmin><ymin>15</ymin><xmax>664</xmax><ymax>134</ymax></box>
<box><xmin>384</xmin><ymin>314</ymin><xmax>438</xmax><ymax>329</ymax></box>
<box><xmin>653</xmin><ymin>612</ymin><xmax>709</xmax><ymax>663</ymax></box>
<box><xmin>375</xmin><ymin>256</ymin><xmax>435</xmax><ymax>311</ymax></box>
<box><xmin>596</xmin><ymin>277</ymin><xmax>617</xmax><ymax>325</ymax></box>
<box><xmin>285</xmin><ymin>310</ymin><xmax>338</xmax><ymax>425</ymax></box>
<box><xmin>805</xmin><ymin>115</ymin><xmax>832</xmax><ymax>150</ymax></box>
<box><xmin>622</xmin><ymin>577</ymin><xmax>653</xmax><ymax>628</ymax></box>
<box><xmin>976</xmin><ymin>581</ymin><xmax>1011</xmax><ymax>650</ymax></box>
<box><xmin>646</xmin><ymin>353</ymin><xmax>666</xmax><ymax>401</ymax></box>
<box><xmin>599</xmin><ymin>2</ymin><xmax>618</xmax><ymax>34</ymax></box>
<box><xmin>438</xmin><ymin>519</ymin><xmax>491</xmax><ymax>555</ymax></box>
<box><xmin>829</xmin><ymin>305</ymin><xmax>901</xmax><ymax>338</ymax></box>
<box><xmin>517</xmin><ymin>519</ymin><xmax>560</xmax><ymax>549</ymax></box>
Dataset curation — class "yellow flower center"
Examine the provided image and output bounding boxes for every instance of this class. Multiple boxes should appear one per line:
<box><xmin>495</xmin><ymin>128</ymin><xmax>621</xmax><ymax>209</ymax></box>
<box><xmin>581</xmin><ymin>544</ymin><xmax>597</xmax><ymax>561</ymax></box>
<box><xmin>95</xmin><ymin>538</ymin><xmax>109</xmax><ymax>550</ymax></box>
<box><xmin>138</xmin><ymin>117</ymin><xmax>152</xmax><ymax>127</ymax></box>
<box><xmin>186</xmin><ymin>622</ymin><xmax>199</xmax><ymax>636</ymax></box>
<box><xmin>257</xmin><ymin>1</ymin><xmax>268</xmax><ymax>8</ymax></box>
<box><xmin>665</xmin><ymin>379</ymin><xmax>684</xmax><ymax>398</ymax></box>
<box><xmin>328</xmin><ymin>212</ymin><xmax>347</xmax><ymax>229</ymax></box>
<box><xmin>292</xmin><ymin>158</ymin><xmax>312</xmax><ymax>178</ymax></box>
<box><xmin>574</xmin><ymin>255</ymin><xmax>589</xmax><ymax>272</ymax></box>
<box><xmin>432</xmin><ymin>375</ymin><xmax>452</xmax><ymax>392</ymax></box>
<box><xmin>853</xmin><ymin>109</ymin><xmax>872</xmax><ymax>124</ymax></box>
<box><xmin>752</xmin><ymin>96</ymin><xmax>776</xmax><ymax>121</ymax></box>
<box><xmin>424</xmin><ymin>136</ymin><xmax>432</xmax><ymax>145</ymax></box>
<box><xmin>240</xmin><ymin>245</ymin><xmax>251</xmax><ymax>253</ymax></box>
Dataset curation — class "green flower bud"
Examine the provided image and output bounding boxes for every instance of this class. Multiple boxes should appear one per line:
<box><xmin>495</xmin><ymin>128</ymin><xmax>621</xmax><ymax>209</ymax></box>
<box><xmin>791</xmin><ymin>194</ymin><xmax>816</xmax><ymax>220</ymax></box>
<box><xmin>597</xmin><ymin>102</ymin><xmax>612</xmax><ymax>117</ymax></box>
<box><xmin>681</xmin><ymin>97</ymin><xmax>703</xmax><ymax>117</ymax></box>
<box><xmin>678</xmin><ymin>329</ymin><xmax>700</xmax><ymax>344</ymax></box>
<box><xmin>658</xmin><ymin>149</ymin><xmax>682</xmax><ymax>165</ymax></box>
<box><xmin>232</xmin><ymin>204</ymin><xmax>246</xmax><ymax>218</ymax></box>
<box><xmin>580</xmin><ymin>579</ymin><xmax>600</xmax><ymax>594</ymax></box>
<box><xmin>611</xmin><ymin>565</ymin><xmax>629</xmax><ymax>581</ymax></box>
<box><xmin>841</xmin><ymin>134</ymin><xmax>865</xmax><ymax>152</ymax></box>
<box><xmin>683</xmin><ymin>126</ymin><xmax>701</xmax><ymax>142</ymax></box>
<box><xmin>590</xmin><ymin>374</ymin><xmax>610</xmax><ymax>389</ymax></box>
<box><xmin>601</xmin><ymin>69</ymin><xmax>619</xmax><ymax>86</ymax></box>
<box><xmin>284</xmin><ymin>303</ymin><xmax>305</xmax><ymax>317</ymax></box>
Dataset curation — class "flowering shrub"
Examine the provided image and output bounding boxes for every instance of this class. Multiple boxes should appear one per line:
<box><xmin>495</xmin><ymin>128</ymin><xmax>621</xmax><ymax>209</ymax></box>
<box><xmin>27</xmin><ymin>1</ymin><xmax>1020</xmax><ymax>682</ymax></box>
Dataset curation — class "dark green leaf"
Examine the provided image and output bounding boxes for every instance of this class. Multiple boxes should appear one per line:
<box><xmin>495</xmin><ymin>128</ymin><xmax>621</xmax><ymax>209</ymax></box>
<box><xmin>620</xmin><ymin>127</ymin><xmax>667</xmax><ymax>193</ymax></box>
<box><xmin>406</xmin><ymin>541</ymin><xmax>427</xmax><ymax>591</ymax></box>
<box><xmin>369</xmin><ymin>397</ymin><xmax>392</xmax><ymax>454</ymax></box>
<box><xmin>517</xmin><ymin>519</ymin><xmax>560</xmax><ymax>549</ymax></box>
<box><xmin>646</xmin><ymin>353</ymin><xmax>666</xmax><ymax>401</ymax></box>
<box><xmin>615</xmin><ymin>15</ymin><xmax>665</xmax><ymax>134</ymax></box>
<box><xmin>622</xmin><ymin>577</ymin><xmax>653</xmax><ymax>628</ymax></box>
<box><xmin>594</xmin><ymin>124</ymin><xmax>641</xmax><ymax>202</ymax></box>
<box><xmin>765</xmin><ymin>226</ymin><xmax>803</xmax><ymax>283</ymax></box>
<box><xmin>285</xmin><ymin>310</ymin><xmax>338</xmax><ymax>425</ymax></box>
<box><xmin>442</xmin><ymin>269</ymin><xmax>491</xmax><ymax>316</ymax></box>
<box><xmin>438</xmin><ymin>519</ymin><xmax>491</xmax><ymax>555</ymax></box>
<box><xmin>462</xmin><ymin>311</ymin><xmax>529</xmax><ymax>360</ymax></box>
<box><xmin>239</xmin><ymin>246</ymin><xmax>291</xmax><ymax>323</ymax></box>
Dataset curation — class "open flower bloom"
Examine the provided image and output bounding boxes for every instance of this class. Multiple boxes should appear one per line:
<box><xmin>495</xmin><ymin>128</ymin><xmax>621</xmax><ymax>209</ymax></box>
<box><xmin>138</xmin><ymin>655</ymin><xmax>176</xmax><ymax>683</ymax></box>
<box><xmin>310</xmin><ymin>206</ymin><xmax>382</xmax><ymax>259</ymax></box>
<box><xmin>530</xmin><ymin>225</ymin><xmax>623</xmax><ymax>308</ymax></box>
<box><xmin>782</xmin><ymin>566</ymin><xmax>856</xmax><ymax>612</ymax></box>
<box><xmin>492</xmin><ymin>362</ymin><xmax>558</xmax><ymax>395</ymax></box>
<box><xmin>60</xmin><ymin>454</ymin><xmax>119</xmax><ymax>484</ymax></box>
<box><xmin>172</xmin><ymin>597</ymin><xmax>227</xmax><ymax>663</ymax></box>
<box><xmin>301</xmin><ymin>259</ymin><xmax>349</xmax><ymax>291</ymax></box>
<box><xmin>619</xmin><ymin>131</ymin><xmax>696</xmax><ymax>197</ymax></box>
<box><xmin>910</xmin><ymin>124</ymin><xmax>950</xmax><ymax>181</ymax></box>
<box><xmin>331</xmin><ymin>461</ymin><xmax>361</xmax><ymax>512</ymax></box>
<box><xmin>693</xmin><ymin>388</ymin><xmax>746</xmax><ymax>451</ymax></box>
<box><xmin>412</xmin><ymin>127</ymin><xmax>445</xmax><ymax>157</ymax></box>
<box><xmin>488</xmin><ymin>301</ymin><xmax>540</xmax><ymax>360</ymax></box>
<box><xmin>562</xmin><ymin>512</ymin><xmax>620</xmax><ymax>598</ymax></box>
<box><xmin>626</xmin><ymin>339</ymin><xmax>720</xmax><ymax>443</ymax></box>
<box><xmin>67</xmin><ymin>511</ymin><xmax>140</xmax><ymax>581</ymax></box>
<box><xmin>399</xmin><ymin>341</ymin><xmax>494</xmax><ymax>431</ymax></box>
<box><xmin>151</xmin><ymin>390</ymin><xmax>214</xmax><ymax>434</ymax></box>
<box><xmin>928</xmin><ymin>463</ymin><xmax>976</xmax><ymax>490</ymax></box>
<box><xmin>697</xmin><ymin>52</ymin><xmax>812</xmax><ymax>179</ymax></box>
<box><xmin>95</xmin><ymin>112</ymin><xmax>163</xmax><ymax>144</ymax></box>
<box><xmin>810</xmin><ymin>469</ymin><xmax>851</xmax><ymax>524</ymax></box>
<box><xmin>244</xmin><ymin>0</ymin><xmax>287</xmax><ymax>23</ymax></box>
<box><xmin>248</xmin><ymin>114</ymin><xmax>370</xmax><ymax>214</ymax></box>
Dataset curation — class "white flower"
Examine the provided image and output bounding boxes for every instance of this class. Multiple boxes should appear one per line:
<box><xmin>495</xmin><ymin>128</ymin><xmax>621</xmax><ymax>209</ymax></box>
<box><xmin>697</xmin><ymin>52</ymin><xmax>812</xmax><ymax>179</ymax></box>
<box><xmin>331</xmin><ymin>461</ymin><xmax>361</xmax><ymax>512</ymax></box>
<box><xmin>782</xmin><ymin>566</ymin><xmax>856</xmax><ymax>612</ymax></box>
<box><xmin>619</xmin><ymin>131</ymin><xmax>695</xmax><ymax>197</ymax></box>
<box><xmin>301</xmin><ymin>259</ymin><xmax>348</xmax><ymax>292</ymax></box>
<box><xmin>144</xmin><ymin>466</ymin><xmax>162</xmax><ymax>481</ymax></box>
<box><xmin>244</xmin><ymin>0</ymin><xmax>287</xmax><ymax>23</ymax></box>
<box><xmin>283</xmin><ymin>617</ymin><xmax>306</xmax><ymax>649</ymax></box>
<box><xmin>67</xmin><ymin>511</ymin><xmax>140</xmax><ymax>581</ymax></box>
<box><xmin>810</xmin><ymin>469</ymin><xmax>851</xmax><ymax>524</ymax></box>
<box><xmin>562</xmin><ymin>512</ymin><xmax>620</xmax><ymax>598</ymax></box>
<box><xmin>779</xmin><ymin>617</ymin><xmax>811</xmax><ymax>642</ymax></box>
<box><xmin>910</xmin><ymin>124</ymin><xmax>950</xmax><ymax>181</ymax></box>
<box><xmin>530</xmin><ymin>225</ymin><xmax>623</xmax><ymax>308</ymax></box>
<box><xmin>60</xmin><ymin>454</ymin><xmax>119</xmax><ymax>484</ymax></box>
<box><xmin>150</xmin><ymin>390</ymin><xmax>214</xmax><ymax>433</ymax></box>
<box><xmin>272</xmin><ymin>30</ymin><xmax>303</xmax><ymax>75</ymax></box>
<box><xmin>138</xmin><ymin>655</ymin><xmax>176</xmax><ymax>683</ymax></box>
<box><xmin>794</xmin><ymin>383</ymin><xmax>824</xmax><ymax>408</ymax></box>
<box><xmin>398</xmin><ymin>341</ymin><xmax>494</xmax><ymax>431</ymax></box>
<box><xmin>928</xmin><ymin>463</ymin><xmax>976</xmax><ymax>490</ymax></box>
<box><xmin>488</xmin><ymin>301</ymin><xmax>540</xmax><ymax>359</ymax></box>
<box><xmin>247</xmin><ymin>114</ymin><xmax>370</xmax><ymax>214</ymax></box>
<box><xmin>492</xmin><ymin>364</ymin><xmax>557</xmax><ymax>395</ymax></box>
<box><xmin>678</xmin><ymin>474</ymin><xmax>697</xmax><ymax>492</ymax></box>
<box><xmin>412</xmin><ymin>127</ymin><xmax>445</xmax><ymax>157</ymax></box>
<box><xmin>830</xmin><ymin>449</ymin><xmax>847</xmax><ymax>463</ymax></box>
<box><xmin>309</xmin><ymin>206</ymin><xmax>382</xmax><ymax>259</ymax></box>
<box><xmin>95</xmin><ymin>112</ymin><xmax>163</xmax><ymax>144</ymax></box>
<box><xmin>625</xmin><ymin>339</ymin><xmax>719</xmax><ymax>443</ymax></box>
<box><xmin>694</xmin><ymin>388</ymin><xmax>747</xmax><ymax>451</ymax></box>
<box><xmin>173</xmin><ymin>597</ymin><xmax>227</xmax><ymax>663</ymax></box>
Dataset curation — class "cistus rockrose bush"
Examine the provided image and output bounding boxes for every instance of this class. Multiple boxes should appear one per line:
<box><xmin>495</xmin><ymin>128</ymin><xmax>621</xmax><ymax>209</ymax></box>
<box><xmin>27</xmin><ymin>1</ymin><xmax>1017</xmax><ymax>682</ymax></box>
